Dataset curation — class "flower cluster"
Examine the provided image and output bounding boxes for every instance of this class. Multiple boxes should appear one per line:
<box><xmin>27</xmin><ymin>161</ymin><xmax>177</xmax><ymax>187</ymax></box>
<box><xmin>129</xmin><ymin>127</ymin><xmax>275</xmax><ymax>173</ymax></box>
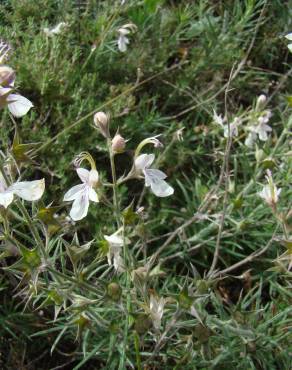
<box><xmin>63</xmin><ymin>115</ymin><xmax>174</xmax><ymax>221</ymax></box>
<box><xmin>213</xmin><ymin>95</ymin><xmax>273</xmax><ymax>147</ymax></box>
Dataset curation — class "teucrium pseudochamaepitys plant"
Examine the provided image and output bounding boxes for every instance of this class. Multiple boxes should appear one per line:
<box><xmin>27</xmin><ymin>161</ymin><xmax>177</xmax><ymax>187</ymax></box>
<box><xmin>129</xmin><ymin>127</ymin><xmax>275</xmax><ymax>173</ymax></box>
<box><xmin>0</xmin><ymin>5</ymin><xmax>291</xmax><ymax>368</ymax></box>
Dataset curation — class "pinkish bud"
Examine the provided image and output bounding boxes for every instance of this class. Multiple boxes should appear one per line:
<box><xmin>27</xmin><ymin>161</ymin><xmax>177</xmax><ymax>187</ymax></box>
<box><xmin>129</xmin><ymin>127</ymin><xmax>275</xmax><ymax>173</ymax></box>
<box><xmin>112</xmin><ymin>134</ymin><xmax>126</xmax><ymax>153</ymax></box>
<box><xmin>93</xmin><ymin>111</ymin><xmax>110</xmax><ymax>138</ymax></box>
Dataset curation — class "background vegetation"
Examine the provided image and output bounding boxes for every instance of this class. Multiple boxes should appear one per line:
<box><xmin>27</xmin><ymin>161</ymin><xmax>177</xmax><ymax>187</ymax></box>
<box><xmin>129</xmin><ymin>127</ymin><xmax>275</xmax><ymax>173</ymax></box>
<box><xmin>0</xmin><ymin>0</ymin><xmax>291</xmax><ymax>369</ymax></box>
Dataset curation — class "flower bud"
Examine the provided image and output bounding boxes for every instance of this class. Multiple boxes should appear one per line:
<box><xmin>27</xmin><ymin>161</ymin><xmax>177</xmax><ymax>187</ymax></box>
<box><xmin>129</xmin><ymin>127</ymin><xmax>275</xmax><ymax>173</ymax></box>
<box><xmin>257</xmin><ymin>94</ymin><xmax>267</xmax><ymax>105</ymax></box>
<box><xmin>111</xmin><ymin>134</ymin><xmax>126</xmax><ymax>153</ymax></box>
<box><xmin>0</xmin><ymin>65</ymin><xmax>15</xmax><ymax>87</ymax></box>
<box><xmin>93</xmin><ymin>111</ymin><xmax>110</xmax><ymax>138</ymax></box>
<box><xmin>107</xmin><ymin>282</ymin><xmax>122</xmax><ymax>301</ymax></box>
<box><xmin>256</xmin><ymin>94</ymin><xmax>267</xmax><ymax>110</ymax></box>
<box><xmin>134</xmin><ymin>313</ymin><xmax>152</xmax><ymax>335</ymax></box>
<box><xmin>255</xmin><ymin>147</ymin><xmax>265</xmax><ymax>162</ymax></box>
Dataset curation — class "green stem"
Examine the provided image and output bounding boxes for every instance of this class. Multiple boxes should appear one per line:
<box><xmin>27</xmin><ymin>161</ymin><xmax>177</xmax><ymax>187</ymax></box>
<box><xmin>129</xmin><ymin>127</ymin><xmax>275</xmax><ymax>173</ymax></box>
<box><xmin>119</xmin><ymin>221</ymin><xmax>131</xmax><ymax>370</ymax></box>
<box><xmin>108</xmin><ymin>139</ymin><xmax>120</xmax><ymax>227</ymax></box>
<box><xmin>134</xmin><ymin>332</ymin><xmax>142</xmax><ymax>370</ymax></box>
<box><xmin>16</xmin><ymin>200</ymin><xmax>47</xmax><ymax>259</ymax></box>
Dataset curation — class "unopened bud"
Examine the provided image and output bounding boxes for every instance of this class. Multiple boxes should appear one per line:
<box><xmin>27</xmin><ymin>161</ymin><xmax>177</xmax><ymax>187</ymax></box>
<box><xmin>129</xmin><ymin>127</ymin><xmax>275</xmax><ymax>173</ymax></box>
<box><xmin>112</xmin><ymin>134</ymin><xmax>126</xmax><ymax>153</ymax></box>
<box><xmin>0</xmin><ymin>65</ymin><xmax>15</xmax><ymax>87</ymax></box>
<box><xmin>107</xmin><ymin>282</ymin><xmax>122</xmax><ymax>301</ymax></box>
<box><xmin>134</xmin><ymin>313</ymin><xmax>152</xmax><ymax>334</ymax></box>
<box><xmin>255</xmin><ymin>147</ymin><xmax>264</xmax><ymax>162</ymax></box>
<box><xmin>256</xmin><ymin>94</ymin><xmax>267</xmax><ymax>110</ymax></box>
<box><xmin>93</xmin><ymin>111</ymin><xmax>110</xmax><ymax>138</ymax></box>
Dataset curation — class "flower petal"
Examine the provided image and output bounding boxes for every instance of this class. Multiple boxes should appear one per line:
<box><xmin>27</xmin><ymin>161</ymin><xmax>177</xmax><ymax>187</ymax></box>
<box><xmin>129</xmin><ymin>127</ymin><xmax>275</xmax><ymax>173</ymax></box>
<box><xmin>7</xmin><ymin>94</ymin><xmax>33</xmax><ymax>117</ymax></box>
<box><xmin>69</xmin><ymin>193</ymin><xmax>89</xmax><ymax>221</ymax></box>
<box><xmin>144</xmin><ymin>168</ymin><xmax>167</xmax><ymax>187</ymax></box>
<box><xmin>0</xmin><ymin>190</ymin><xmax>14</xmax><ymax>208</ymax></box>
<box><xmin>9</xmin><ymin>179</ymin><xmax>45</xmax><ymax>201</ymax></box>
<box><xmin>63</xmin><ymin>184</ymin><xmax>85</xmax><ymax>201</ymax></box>
<box><xmin>88</xmin><ymin>169</ymin><xmax>99</xmax><ymax>187</ymax></box>
<box><xmin>104</xmin><ymin>234</ymin><xmax>123</xmax><ymax>247</ymax></box>
<box><xmin>89</xmin><ymin>188</ymin><xmax>99</xmax><ymax>203</ymax></box>
<box><xmin>0</xmin><ymin>87</ymin><xmax>13</xmax><ymax>98</ymax></box>
<box><xmin>118</xmin><ymin>35</ymin><xmax>129</xmax><ymax>52</ymax></box>
<box><xmin>245</xmin><ymin>132</ymin><xmax>256</xmax><ymax>147</ymax></box>
<box><xmin>144</xmin><ymin>170</ymin><xmax>174</xmax><ymax>197</ymax></box>
<box><xmin>113</xmin><ymin>252</ymin><xmax>125</xmax><ymax>272</ymax></box>
<box><xmin>135</xmin><ymin>154</ymin><xmax>155</xmax><ymax>171</ymax></box>
<box><xmin>258</xmin><ymin>129</ymin><xmax>268</xmax><ymax>141</ymax></box>
<box><xmin>76</xmin><ymin>168</ymin><xmax>90</xmax><ymax>183</ymax></box>
<box><xmin>150</xmin><ymin>179</ymin><xmax>174</xmax><ymax>197</ymax></box>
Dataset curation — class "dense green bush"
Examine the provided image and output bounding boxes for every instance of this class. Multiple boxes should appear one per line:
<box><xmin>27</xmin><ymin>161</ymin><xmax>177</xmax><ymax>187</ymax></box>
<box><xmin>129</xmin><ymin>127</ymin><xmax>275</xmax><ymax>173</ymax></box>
<box><xmin>0</xmin><ymin>1</ymin><xmax>291</xmax><ymax>369</ymax></box>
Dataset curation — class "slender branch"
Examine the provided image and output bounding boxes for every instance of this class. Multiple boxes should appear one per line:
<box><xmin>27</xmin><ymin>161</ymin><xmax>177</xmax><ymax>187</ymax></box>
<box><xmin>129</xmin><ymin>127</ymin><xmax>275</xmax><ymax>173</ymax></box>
<box><xmin>119</xmin><ymin>220</ymin><xmax>131</xmax><ymax>370</ymax></box>
<box><xmin>213</xmin><ymin>226</ymin><xmax>279</xmax><ymax>277</ymax></box>
<box><xmin>108</xmin><ymin>139</ymin><xmax>120</xmax><ymax>227</ymax></box>
<box><xmin>208</xmin><ymin>63</ymin><xmax>234</xmax><ymax>276</ymax></box>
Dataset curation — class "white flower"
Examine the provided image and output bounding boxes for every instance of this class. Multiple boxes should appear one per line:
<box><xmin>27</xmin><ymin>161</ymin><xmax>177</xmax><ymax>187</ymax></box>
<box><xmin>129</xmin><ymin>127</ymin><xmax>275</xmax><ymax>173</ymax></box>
<box><xmin>117</xmin><ymin>23</ymin><xmax>136</xmax><ymax>52</ymax></box>
<box><xmin>213</xmin><ymin>110</ymin><xmax>224</xmax><ymax>127</ymax></box>
<box><xmin>226</xmin><ymin>117</ymin><xmax>241</xmax><ymax>138</ymax></box>
<box><xmin>258</xmin><ymin>170</ymin><xmax>281</xmax><ymax>207</ymax></box>
<box><xmin>0</xmin><ymin>87</ymin><xmax>33</xmax><ymax>117</ymax></box>
<box><xmin>149</xmin><ymin>295</ymin><xmax>165</xmax><ymax>330</ymax></box>
<box><xmin>43</xmin><ymin>22</ymin><xmax>68</xmax><ymax>37</ymax></box>
<box><xmin>118</xmin><ymin>28</ymin><xmax>130</xmax><ymax>52</ymax></box>
<box><xmin>174</xmin><ymin>127</ymin><xmax>185</xmax><ymax>142</ymax></box>
<box><xmin>213</xmin><ymin>110</ymin><xmax>240</xmax><ymax>138</ymax></box>
<box><xmin>0</xmin><ymin>176</ymin><xmax>45</xmax><ymax>208</ymax></box>
<box><xmin>250</xmin><ymin>111</ymin><xmax>272</xmax><ymax>141</ymax></box>
<box><xmin>104</xmin><ymin>232</ymin><xmax>124</xmax><ymax>272</ymax></box>
<box><xmin>245</xmin><ymin>110</ymin><xmax>272</xmax><ymax>146</ymax></box>
<box><xmin>245</xmin><ymin>132</ymin><xmax>257</xmax><ymax>147</ymax></box>
<box><xmin>63</xmin><ymin>168</ymin><xmax>99</xmax><ymax>221</ymax></box>
<box><xmin>285</xmin><ymin>33</ymin><xmax>292</xmax><ymax>52</ymax></box>
<box><xmin>135</xmin><ymin>154</ymin><xmax>174</xmax><ymax>197</ymax></box>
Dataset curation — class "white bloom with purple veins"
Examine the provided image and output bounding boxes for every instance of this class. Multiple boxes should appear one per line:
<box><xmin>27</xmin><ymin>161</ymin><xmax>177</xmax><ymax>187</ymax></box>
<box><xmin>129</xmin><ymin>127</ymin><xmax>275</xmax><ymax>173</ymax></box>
<box><xmin>63</xmin><ymin>168</ymin><xmax>99</xmax><ymax>221</ymax></box>
<box><xmin>135</xmin><ymin>153</ymin><xmax>174</xmax><ymax>197</ymax></box>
